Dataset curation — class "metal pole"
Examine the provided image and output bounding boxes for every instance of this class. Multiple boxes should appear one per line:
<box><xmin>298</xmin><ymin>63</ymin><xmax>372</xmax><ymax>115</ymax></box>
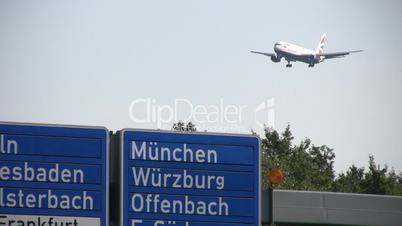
<box><xmin>269</xmin><ymin>186</ymin><xmax>275</xmax><ymax>226</ymax></box>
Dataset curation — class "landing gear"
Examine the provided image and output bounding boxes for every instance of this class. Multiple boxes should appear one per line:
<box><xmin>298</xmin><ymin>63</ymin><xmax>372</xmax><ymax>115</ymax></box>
<box><xmin>286</xmin><ymin>60</ymin><xmax>292</xmax><ymax>68</ymax></box>
<box><xmin>308</xmin><ymin>64</ymin><xmax>315</xmax><ymax>68</ymax></box>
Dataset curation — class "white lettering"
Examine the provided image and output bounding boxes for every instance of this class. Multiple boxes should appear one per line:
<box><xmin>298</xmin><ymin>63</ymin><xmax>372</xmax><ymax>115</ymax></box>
<box><xmin>131</xmin><ymin>167</ymin><xmax>225</xmax><ymax>190</ymax></box>
<box><xmin>0</xmin><ymin>134</ymin><xmax>18</xmax><ymax>154</ymax></box>
<box><xmin>0</xmin><ymin>162</ymin><xmax>85</xmax><ymax>183</ymax></box>
<box><xmin>131</xmin><ymin>142</ymin><xmax>218</xmax><ymax>163</ymax></box>
<box><xmin>131</xmin><ymin>193</ymin><xmax>144</xmax><ymax>212</ymax></box>
<box><xmin>131</xmin><ymin>219</ymin><xmax>143</xmax><ymax>226</ymax></box>
<box><xmin>0</xmin><ymin>188</ymin><xmax>93</xmax><ymax>210</ymax></box>
<box><xmin>130</xmin><ymin>193</ymin><xmax>229</xmax><ymax>216</ymax></box>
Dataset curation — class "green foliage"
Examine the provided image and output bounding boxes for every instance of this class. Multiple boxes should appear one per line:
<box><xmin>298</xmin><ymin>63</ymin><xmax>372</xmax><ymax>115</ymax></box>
<box><xmin>261</xmin><ymin>125</ymin><xmax>402</xmax><ymax>196</ymax></box>
<box><xmin>261</xmin><ymin>125</ymin><xmax>335</xmax><ymax>191</ymax></box>
<box><xmin>172</xmin><ymin>121</ymin><xmax>197</xmax><ymax>132</ymax></box>
<box><xmin>332</xmin><ymin>165</ymin><xmax>365</xmax><ymax>193</ymax></box>
<box><xmin>333</xmin><ymin>155</ymin><xmax>402</xmax><ymax>195</ymax></box>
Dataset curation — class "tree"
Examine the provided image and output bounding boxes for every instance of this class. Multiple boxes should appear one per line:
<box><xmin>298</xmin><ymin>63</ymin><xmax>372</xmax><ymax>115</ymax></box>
<box><xmin>263</xmin><ymin>126</ymin><xmax>402</xmax><ymax>195</ymax></box>
<box><xmin>172</xmin><ymin>121</ymin><xmax>197</xmax><ymax>132</ymax></box>
<box><xmin>261</xmin><ymin>125</ymin><xmax>295</xmax><ymax>189</ymax></box>
<box><xmin>333</xmin><ymin>155</ymin><xmax>402</xmax><ymax>195</ymax></box>
<box><xmin>309</xmin><ymin>145</ymin><xmax>336</xmax><ymax>191</ymax></box>
<box><xmin>362</xmin><ymin>155</ymin><xmax>388</xmax><ymax>194</ymax></box>
<box><xmin>332</xmin><ymin>165</ymin><xmax>365</xmax><ymax>193</ymax></box>
<box><xmin>185</xmin><ymin>122</ymin><xmax>197</xmax><ymax>132</ymax></box>
<box><xmin>261</xmin><ymin>124</ymin><xmax>336</xmax><ymax>191</ymax></box>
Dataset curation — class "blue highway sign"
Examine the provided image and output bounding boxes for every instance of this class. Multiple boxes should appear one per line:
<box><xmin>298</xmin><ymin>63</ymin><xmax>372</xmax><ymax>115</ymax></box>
<box><xmin>0</xmin><ymin>122</ymin><xmax>108</xmax><ymax>226</ymax></box>
<box><xmin>120</xmin><ymin>130</ymin><xmax>260</xmax><ymax>226</ymax></box>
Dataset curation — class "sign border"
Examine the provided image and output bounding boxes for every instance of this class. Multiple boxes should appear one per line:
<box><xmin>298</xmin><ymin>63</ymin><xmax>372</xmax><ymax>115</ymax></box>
<box><xmin>0</xmin><ymin>121</ymin><xmax>109</xmax><ymax>226</ymax></box>
<box><xmin>120</xmin><ymin>128</ymin><xmax>261</xmax><ymax>226</ymax></box>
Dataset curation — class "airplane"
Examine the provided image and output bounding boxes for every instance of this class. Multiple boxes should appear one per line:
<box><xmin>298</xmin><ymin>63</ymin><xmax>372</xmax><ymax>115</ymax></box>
<box><xmin>251</xmin><ymin>34</ymin><xmax>363</xmax><ymax>67</ymax></box>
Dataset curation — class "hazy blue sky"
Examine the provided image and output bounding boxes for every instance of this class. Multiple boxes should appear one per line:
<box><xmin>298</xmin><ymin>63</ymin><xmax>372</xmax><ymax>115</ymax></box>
<box><xmin>1</xmin><ymin>0</ymin><xmax>401</xmax><ymax>173</ymax></box>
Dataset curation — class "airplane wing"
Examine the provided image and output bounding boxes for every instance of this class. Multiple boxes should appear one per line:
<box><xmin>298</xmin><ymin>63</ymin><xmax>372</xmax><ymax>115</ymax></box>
<box><xmin>316</xmin><ymin>50</ymin><xmax>363</xmax><ymax>59</ymax></box>
<box><xmin>250</xmin><ymin>51</ymin><xmax>276</xmax><ymax>57</ymax></box>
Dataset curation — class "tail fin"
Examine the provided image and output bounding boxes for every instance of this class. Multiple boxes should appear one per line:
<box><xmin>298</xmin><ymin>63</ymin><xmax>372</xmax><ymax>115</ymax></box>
<box><xmin>316</xmin><ymin>33</ymin><xmax>326</xmax><ymax>54</ymax></box>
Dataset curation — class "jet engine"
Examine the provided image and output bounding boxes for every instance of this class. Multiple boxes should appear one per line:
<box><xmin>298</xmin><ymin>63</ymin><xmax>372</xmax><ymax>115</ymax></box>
<box><xmin>270</xmin><ymin>55</ymin><xmax>281</xmax><ymax>63</ymax></box>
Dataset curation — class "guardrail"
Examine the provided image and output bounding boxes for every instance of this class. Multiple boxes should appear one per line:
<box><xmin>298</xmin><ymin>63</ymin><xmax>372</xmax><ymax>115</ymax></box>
<box><xmin>262</xmin><ymin>189</ymin><xmax>402</xmax><ymax>226</ymax></box>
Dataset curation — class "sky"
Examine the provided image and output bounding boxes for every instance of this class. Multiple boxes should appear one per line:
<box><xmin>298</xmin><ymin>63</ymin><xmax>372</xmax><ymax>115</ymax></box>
<box><xmin>1</xmin><ymin>0</ymin><xmax>401</xmax><ymax>173</ymax></box>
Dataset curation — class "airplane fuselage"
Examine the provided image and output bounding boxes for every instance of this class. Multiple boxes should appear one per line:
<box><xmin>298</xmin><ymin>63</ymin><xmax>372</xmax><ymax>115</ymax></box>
<box><xmin>273</xmin><ymin>42</ymin><xmax>320</xmax><ymax>66</ymax></box>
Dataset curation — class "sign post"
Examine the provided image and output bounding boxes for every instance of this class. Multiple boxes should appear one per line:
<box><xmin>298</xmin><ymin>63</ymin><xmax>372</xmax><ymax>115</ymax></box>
<box><xmin>0</xmin><ymin>122</ymin><xmax>109</xmax><ymax>226</ymax></box>
<box><xmin>120</xmin><ymin>129</ymin><xmax>260</xmax><ymax>226</ymax></box>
